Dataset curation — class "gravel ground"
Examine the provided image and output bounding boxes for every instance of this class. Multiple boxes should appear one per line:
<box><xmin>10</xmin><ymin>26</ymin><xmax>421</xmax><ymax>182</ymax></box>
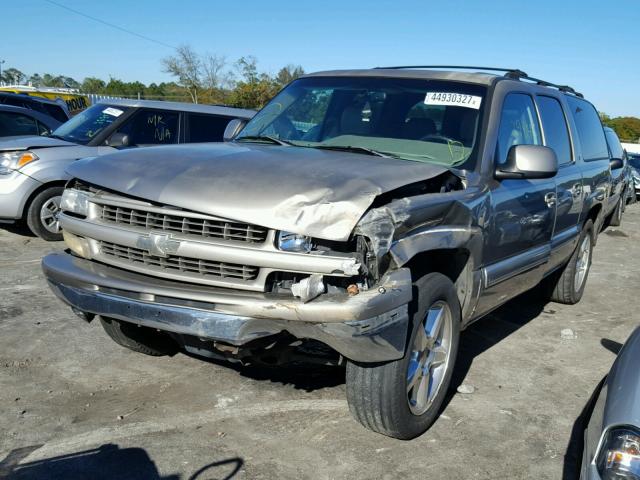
<box><xmin>1</xmin><ymin>205</ymin><xmax>639</xmax><ymax>480</ymax></box>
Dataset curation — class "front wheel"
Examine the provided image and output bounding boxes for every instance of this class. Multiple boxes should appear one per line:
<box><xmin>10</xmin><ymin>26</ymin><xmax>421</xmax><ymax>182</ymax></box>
<box><xmin>100</xmin><ymin>317</ymin><xmax>178</xmax><ymax>356</ymax></box>
<box><xmin>25</xmin><ymin>186</ymin><xmax>64</xmax><ymax>241</ymax></box>
<box><xmin>345</xmin><ymin>272</ymin><xmax>460</xmax><ymax>439</ymax></box>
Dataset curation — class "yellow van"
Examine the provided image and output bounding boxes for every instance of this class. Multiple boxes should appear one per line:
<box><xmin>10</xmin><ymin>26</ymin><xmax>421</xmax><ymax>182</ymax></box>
<box><xmin>0</xmin><ymin>86</ymin><xmax>90</xmax><ymax>116</ymax></box>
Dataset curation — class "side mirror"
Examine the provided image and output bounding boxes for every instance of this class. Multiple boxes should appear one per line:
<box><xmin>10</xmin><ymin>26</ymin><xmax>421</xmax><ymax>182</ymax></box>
<box><xmin>495</xmin><ymin>145</ymin><xmax>558</xmax><ymax>180</ymax></box>
<box><xmin>610</xmin><ymin>157</ymin><xmax>624</xmax><ymax>170</ymax></box>
<box><xmin>223</xmin><ymin>118</ymin><xmax>248</xmax><ymax>142</ymax></box>
<box><xmin>106</xmin><ymin>132</ymin><xmax>130</xmax><ymax>148</ymax></box>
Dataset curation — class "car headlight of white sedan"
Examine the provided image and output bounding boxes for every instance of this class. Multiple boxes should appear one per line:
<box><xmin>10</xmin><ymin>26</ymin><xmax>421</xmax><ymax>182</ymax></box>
<box><xmin>0</xmin><ymin>151</ymin><xmax>39</xmax><ymax>175</ymax></box>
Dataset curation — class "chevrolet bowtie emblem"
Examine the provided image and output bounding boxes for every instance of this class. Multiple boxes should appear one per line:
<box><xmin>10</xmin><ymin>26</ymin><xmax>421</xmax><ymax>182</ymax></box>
<box><xmin>136</xmin><ymin>232</ymin><xmax>180</xmax><ymax>258</ymax></box>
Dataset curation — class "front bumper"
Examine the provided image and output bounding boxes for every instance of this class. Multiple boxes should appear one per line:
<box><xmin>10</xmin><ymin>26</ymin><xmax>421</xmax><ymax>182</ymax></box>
<box><xmin>0</xmin><ymin>171</ymin><xmax>41</xmax><ymax>219</ymax></box>
<box><xmin>42</xmin><ymin>252</ymin><xmax>412</xmax><ymax>362</ymax></box>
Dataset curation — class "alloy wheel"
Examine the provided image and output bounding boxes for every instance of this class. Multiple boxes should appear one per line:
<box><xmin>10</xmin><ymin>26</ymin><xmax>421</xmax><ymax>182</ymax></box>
<box><xmin>406</xmin><ymin>300</ymin><xmax>453</xmax><ymax>416</ymax></box>
<box><xmin>40</xmin><ymin>195</ymin><xmax>62</xmax><ymax>234</ymax></box>
<box><xmin>574</xmin><ymin>234</ymin><xmax>591</xmax><ymax>292</ymax></box>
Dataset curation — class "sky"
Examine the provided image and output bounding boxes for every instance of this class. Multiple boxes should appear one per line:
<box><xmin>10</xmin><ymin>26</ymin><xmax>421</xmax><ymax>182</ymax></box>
<box><xmin>3</xmin><ymin>0</ymin><xmax>639</xmax><ymax>117</ymax></box>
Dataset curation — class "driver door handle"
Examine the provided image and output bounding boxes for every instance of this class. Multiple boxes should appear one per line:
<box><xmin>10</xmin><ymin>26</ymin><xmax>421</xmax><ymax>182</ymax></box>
<box><xmin>544</xmin><ymin>192</ymin><xmax>557</xmax><ymax>208</ymax></box>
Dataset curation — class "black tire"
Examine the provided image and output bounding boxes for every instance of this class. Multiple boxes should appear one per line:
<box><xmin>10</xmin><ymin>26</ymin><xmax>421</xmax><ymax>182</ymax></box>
<box><xmin>608</xmin><ymin>197</ymin><xmax>624</xmax><ymax>227</ymax></box>
<box><xmin>25</xmin><ymin>186</ymin><xmax>64</xmax><ymax>241</ymax></box>
<box><xmin>345</xmin><ymin>272</ymin><xmax>461</xmax><ymax>440</ymax></box>
<box><xmin>100</xmin><ymin>317</ymin><xmax>178</xmax><ymax>356</ymax></box>
<box><xmin>548</xmin><ymin>220</ymin><xmax>594</xmax><ymax>305</ymax></box>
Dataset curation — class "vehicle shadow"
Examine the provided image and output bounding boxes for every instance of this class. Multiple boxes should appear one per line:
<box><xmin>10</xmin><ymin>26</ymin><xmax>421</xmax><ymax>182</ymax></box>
<box><xmin>182</xmin><ymin>350</ymin><xmax>346</xmax><ymax>392</ymax></box>
<box><xmin>447</xmin><ymin>286</ymin><xmax>550</xmax><ymax>400</ymax></box>
<box><xmin>561</xmin><ymin>375</ymin><xmax>606</xmax><ymax>480</ymax></box>
<box><xmin>184</xmin><ymin>286</ymin><xmax>551</xmax><ymax>395</ymax></box>
<box><xmin>560</xmin><ymin>338</ymin><xmax>621</xmax><ymax>479</ymax></box>
<box><xmin>0</xmin><ymin>222</ymin><xmax>36</xmax><ymax>238</ymax></box>
<box><xmin>0</xmin><ymin>443</ymin><xmax>244</xmax><ymax>480</ymax></box>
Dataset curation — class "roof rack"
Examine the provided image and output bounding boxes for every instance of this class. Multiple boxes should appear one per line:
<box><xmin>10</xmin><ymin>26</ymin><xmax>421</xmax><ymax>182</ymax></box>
<box><xmin>373</xmin><ymin>65</ymin><xmax>584</xmax><ymax>98</ymax></box>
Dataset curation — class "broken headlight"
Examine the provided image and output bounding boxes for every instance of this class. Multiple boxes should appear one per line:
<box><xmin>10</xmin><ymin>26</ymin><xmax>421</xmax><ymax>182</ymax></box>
<box><xmin>597</xmin><ymin>427</ymin><xmax>640</xmax><ymax>479</ymax></box>
<box><xmin>60</xmin><ymin>189</ymin><xmax>90</xmax><ymax>216</ymax></box>
<box><xmin>277</xmin><ymin>231</ymin><xmax>312</xmax><ymax>253</ymax></box>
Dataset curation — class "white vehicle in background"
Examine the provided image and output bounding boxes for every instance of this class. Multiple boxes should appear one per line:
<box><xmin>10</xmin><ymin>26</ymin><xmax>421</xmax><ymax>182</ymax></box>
<box><xmin>0</xmin><ymin>100</ymin><xmax>254</xmax><ymax>240</ymax></box>
<box><xmin>621</xmin><ymin>142</ymin><xmax>640</xmax><ymax>155</ymax></box>
<box><xmin>627</xmin><ymin>152</ymin><xmax>640</xmax><ymax>201</ymax></box>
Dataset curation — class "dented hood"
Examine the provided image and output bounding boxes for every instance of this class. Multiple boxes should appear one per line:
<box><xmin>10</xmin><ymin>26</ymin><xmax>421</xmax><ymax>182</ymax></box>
<box><xmin>67</xmin><ymin>142</ymin><xmax>448</xmax><ymax>241</ymax></box>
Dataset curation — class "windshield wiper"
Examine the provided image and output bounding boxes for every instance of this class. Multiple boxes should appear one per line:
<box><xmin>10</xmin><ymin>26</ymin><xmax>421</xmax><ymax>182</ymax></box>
<box><xmin>311</xmin><ymin>145</ymin><xmax>393</xmax><ymax>158</ymax></box>
<box><xmin>235</xmin><ymin>135</ymin><xmax>295</xmax><ymax>146</ymax></box>
<box><xmin>46</xmin><ymin>134</ymin><xmax>67</xmax><ymax>141</ymax></box>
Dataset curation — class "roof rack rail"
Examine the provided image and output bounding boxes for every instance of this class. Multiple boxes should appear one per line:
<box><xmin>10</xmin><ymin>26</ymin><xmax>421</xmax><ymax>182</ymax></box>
<box><xmin>373</xmin><ymin>65</ymin><xmax>584</xmax><ymax>98</ymax></box>
<box><xmin>374</xmin><ymin>65</ymin><xmax>527</xmax><ymax>78</ymax></box>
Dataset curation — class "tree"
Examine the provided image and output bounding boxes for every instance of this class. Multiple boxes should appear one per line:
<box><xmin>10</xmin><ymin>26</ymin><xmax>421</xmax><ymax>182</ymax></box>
<box><xmin>601</xmin><ymin>113</ymin><xmax>640</xmax><ymax>142</ymax></box>
<box><xmin>81</xmin><ymin>77</ymin><xmax>106</xmax><ymax>93</ymax></box>
<box><xmin>276</xmin><ymin>64</ymin><xmax>304</xmax><ymax>87</ymax></box>
<box><xmin>235</xmin><ymin>56</ymin><xmax>259</xmax><ymax>84</ymax></box>
<box><xmin>202</xmin><ymin>54</ymin><xmax>229</xmax><ymax>90</ymax></box>
<box><xmin>604</xmin><ymin>116</ymin><xmax>640</xmax><ymax>143</ymax></box>
<box><xmin>227</xmin><ymin>56</ymin><xmax>281</xmax><ymax>109</ymax></box>
<box><xmin>28</xmin><ymin>73</ymin><xmax>43</xmax><ymax>87</ymax></box>
<box><xmin>2</xmin><ymin>68</ymin><xmax>25</xmax><ymax>85</ymax></box>
<box><xmin>162</xmin><ymin>45</ymin><xmax>202</xmax><ymax>103</ymax></box>
<box><xmin>0</xmin><ymin>55</ymin><xmax>303</xmax><ymax>108</ymax></box>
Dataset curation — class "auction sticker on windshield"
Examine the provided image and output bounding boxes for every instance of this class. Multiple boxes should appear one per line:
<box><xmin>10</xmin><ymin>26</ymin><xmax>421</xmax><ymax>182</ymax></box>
<box><xmin>425</xmin><ymin>92</ymin><xmax>482</xmax><ymax>109</ymax></box>
<box><xmin>103</xmin><ymin>107</ymin><xmax>124</xmax><ymax>117</ymax></box>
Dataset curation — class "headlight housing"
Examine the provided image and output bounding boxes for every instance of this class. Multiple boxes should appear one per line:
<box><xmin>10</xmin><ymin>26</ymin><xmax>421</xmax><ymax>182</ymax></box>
<box><xmin>62</xmin><ymin>231</ymin><xmax>92</xmax><ymax>259</ymax></box>
<box><xmin>277</xmin><ymin>231</ymin><xmax>313</xmax><ymax>253</ymax></box>
<box><xmin>0</xmin><ymin>151</ymin><xmax>39</xmax><ymax>175</ymax></box>
<box><xmin>60</xmin><ymin>189</ymin><xmax>90</xmax><ymax>216</ymax></box>
<box><xmin>597</xmin><ymin>427</ymin><xmax>640</xmax><ymax>479</ymax></box>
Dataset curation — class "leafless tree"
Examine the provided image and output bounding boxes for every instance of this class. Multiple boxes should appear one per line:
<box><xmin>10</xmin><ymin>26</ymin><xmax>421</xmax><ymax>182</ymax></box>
<box><xmin>202</xmin><ymin>54</ymin><xmax>231</xmax><ymax>91</ymax></box>
<box><xmin>162</xmin><ymin>45</ymin><xmax>202</xmax><ymax>103</ymax></box>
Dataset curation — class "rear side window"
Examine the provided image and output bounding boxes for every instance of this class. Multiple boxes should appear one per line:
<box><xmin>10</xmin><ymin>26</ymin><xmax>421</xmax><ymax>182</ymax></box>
<box><xmin>566</xmin><ymin>96</ymin><xmax>608</xmax><ymax>161</ymax></box>
<box><xmin>116</xmin><ymin>109</ymin><xmax>179</xmax><ymax>146</ymax></box>
<box><xmin>42</xmin><ymin>103</ymin><xmax>69</xmax><ymax>123</ymax></box>
<box><xmin>496</xmin><ymin>93</ymin><xmax>542</xmax><ymax>164</ymax></box>
<box><xmin>2</xmin><ymin>96</ymin><xmax>29</xmax><ymax>109</ymax></box>
<box><xmin>187</xmin><ymin>114</ymin><xmax>232</xmax><ymax>142</ymax></box>
<box><xmin>37</xmin><ymin>121</ymin><xmax>51</xmax><ymax>135</ymax></box>
<box><xmin>0</xmin><ymin>112</ymin><xmax>39</xmax><ymax>137</ymax></box>
<box><xmin>604</xmin><ymin>129</ymin><xmax>624</xmax><ymax>160</ymax></box>
<box><xmin>537</xmin><ymin>96</ymin><xmax>572</xmax><ymax>165</ymax></box>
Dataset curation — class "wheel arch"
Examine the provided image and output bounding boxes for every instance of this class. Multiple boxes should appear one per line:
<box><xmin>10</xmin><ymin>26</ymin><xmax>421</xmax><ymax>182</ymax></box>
<box><xmin>584</xmin><ymin>203</ymin><xmax>602</xmax><ymax>243</ymax></box>
<box><xmin>388</xmin><ymin>225</ymin><xmax>483</xmax><ymax>321</ymax></box>
<box><xmin>401</xmin><ymin>247</ymin><xmax>476</xmax><ymax>324</ymax></box>
<box><xmin>21</xmin><ymin>180</ymin><xmax>67</xmax><ymax>220</ymax></box>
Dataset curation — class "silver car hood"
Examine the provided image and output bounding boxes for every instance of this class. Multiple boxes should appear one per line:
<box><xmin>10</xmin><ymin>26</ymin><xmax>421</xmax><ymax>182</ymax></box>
<box><xmin>0</xmin><ymin>135</ymin><xmax>76</xmax><ymax>151</ymax></box>
<box><xmin>68</xmin><ymin>142</ymin><xmax>449</xmax><ymax>241</ymax></box>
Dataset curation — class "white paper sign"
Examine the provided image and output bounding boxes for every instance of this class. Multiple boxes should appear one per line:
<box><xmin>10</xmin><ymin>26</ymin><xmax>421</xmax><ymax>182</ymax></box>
<box><xmin>425</xmin><ymin>92</ymin><xmax>482</xmax><ymax>110</ymax></box>
<box><xmin>103</xmin><ymin>107</ymin><xmax>124</xmax><ymax>117</ymax></box>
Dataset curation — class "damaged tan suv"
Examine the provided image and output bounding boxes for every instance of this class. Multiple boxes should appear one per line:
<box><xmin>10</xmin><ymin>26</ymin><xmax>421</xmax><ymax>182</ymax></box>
<box><xmin>43</xmin><ymin>67</ymin><xmax>614</xmax><ymax>439</ymax></box>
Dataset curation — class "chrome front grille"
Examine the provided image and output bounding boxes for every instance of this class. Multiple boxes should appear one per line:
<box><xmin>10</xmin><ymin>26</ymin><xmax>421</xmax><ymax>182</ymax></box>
<box><xmin>99</xmin><ymin>204</ymin><xmax>268</xmax><ymax>243</ymax></box>
<box><xmin>100</xmin><ymin>241</ymin><xmax>260</xmax><ymax>281</ymax></box>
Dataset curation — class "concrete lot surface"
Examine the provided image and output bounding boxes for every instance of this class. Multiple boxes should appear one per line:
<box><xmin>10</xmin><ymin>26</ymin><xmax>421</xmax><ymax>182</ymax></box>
<box><xmin>1</xmin><ymin>206</ymin><xmax>639</xmax><ymax>479</ymax></box>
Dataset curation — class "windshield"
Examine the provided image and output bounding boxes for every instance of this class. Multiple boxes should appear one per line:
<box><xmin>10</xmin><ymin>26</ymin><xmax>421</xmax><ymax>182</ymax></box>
<box><xmin>51</xmin><ymin>104</ymin><xmax>129</xmax><ymax>145</ymax></box>
<box><xmin>236</xmin><ymin>76</ymin><xmax>486</xmax><ymax>167</ymax></box>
